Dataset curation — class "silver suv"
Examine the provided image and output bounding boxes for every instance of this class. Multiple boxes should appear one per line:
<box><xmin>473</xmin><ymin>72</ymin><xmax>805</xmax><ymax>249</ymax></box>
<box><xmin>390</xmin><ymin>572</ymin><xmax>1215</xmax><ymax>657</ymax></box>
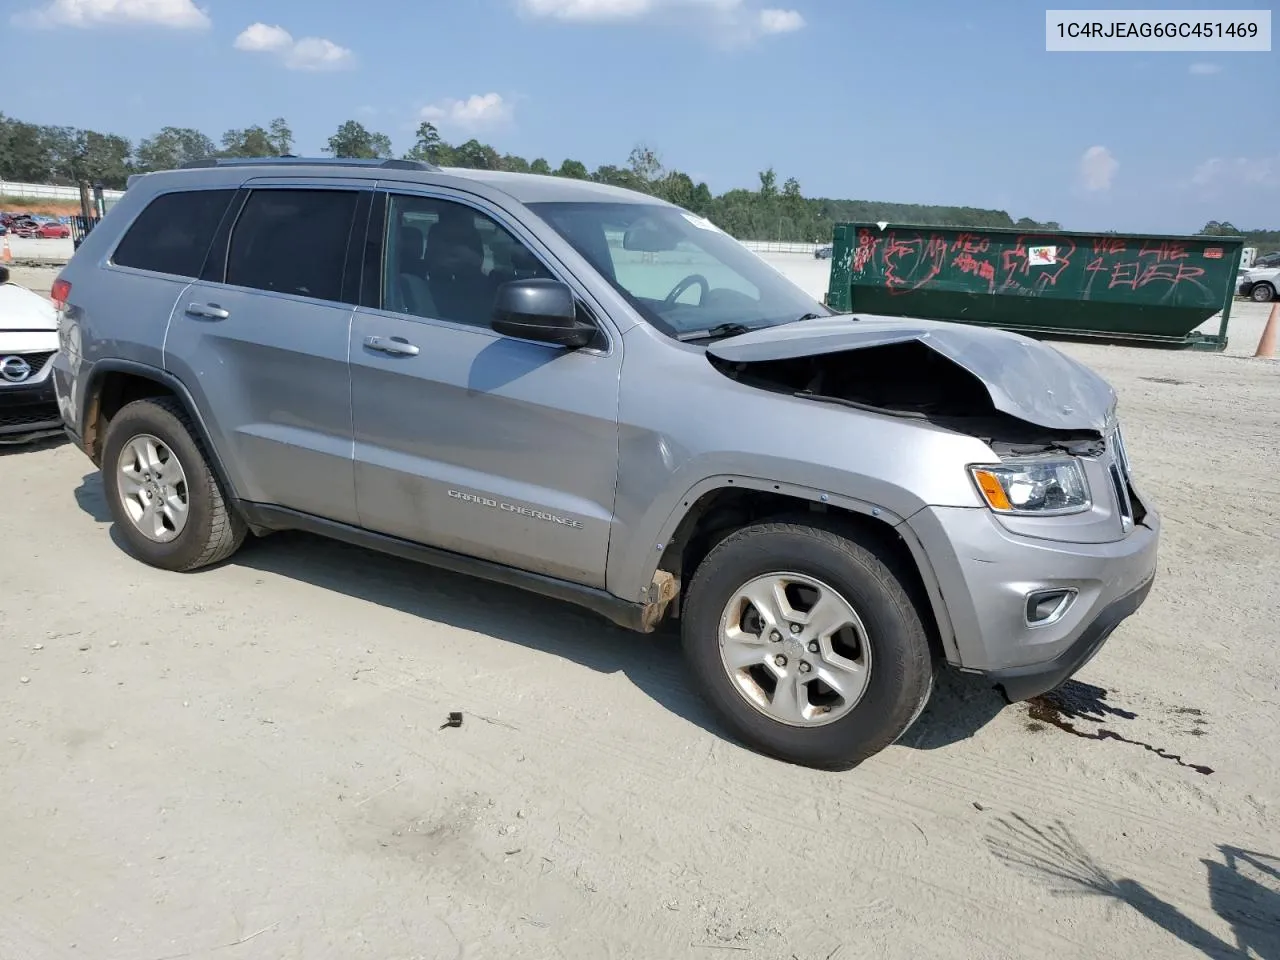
<box><xmin>49</xmin><ymin>157</ymin><xmax>1160</xmax><ymax>769</ymax></box>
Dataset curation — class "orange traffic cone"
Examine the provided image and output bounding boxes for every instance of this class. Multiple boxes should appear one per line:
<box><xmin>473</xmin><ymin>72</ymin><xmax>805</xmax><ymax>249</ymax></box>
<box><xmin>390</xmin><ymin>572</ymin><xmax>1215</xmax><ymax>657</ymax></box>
<box><xmin>1255</xmin><ymin>301</ymin><xmax>1278</xmax><ymax>359</ymax></box>
<box><xmin>1</xmin><ymin>233</ymin><xmax>12</xmax><ymax>264</ymax></box>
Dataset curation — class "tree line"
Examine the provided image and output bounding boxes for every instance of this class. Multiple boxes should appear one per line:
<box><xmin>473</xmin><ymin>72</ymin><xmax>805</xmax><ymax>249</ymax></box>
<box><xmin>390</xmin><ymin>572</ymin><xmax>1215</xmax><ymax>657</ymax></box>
<box><xmin>0</xmin><ymin>112</ymin><xmax>294</xmax><ymax>190</ymax></box>
<box><xmin>357</xmin><ymin>119</ymin><xmax>1066</xmax><ymax>242</ymax></box>
<box><xmin>1198</xmin><ymin>220</ymin><xmax>1280</xmax><ymax>254</ymax></box>
<box><xmin>2</xmin><ymin>111</ymin><xmax>1275</xmax><ymax>248</ymax></box>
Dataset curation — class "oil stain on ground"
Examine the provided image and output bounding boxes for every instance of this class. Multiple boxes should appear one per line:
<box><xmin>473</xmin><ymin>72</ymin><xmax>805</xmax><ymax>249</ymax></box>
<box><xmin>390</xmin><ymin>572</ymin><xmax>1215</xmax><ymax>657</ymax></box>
<box><xmin>1025</xmin><ymin>680</ymin><xmax>1214</xmax><ymax>776</ymax></box>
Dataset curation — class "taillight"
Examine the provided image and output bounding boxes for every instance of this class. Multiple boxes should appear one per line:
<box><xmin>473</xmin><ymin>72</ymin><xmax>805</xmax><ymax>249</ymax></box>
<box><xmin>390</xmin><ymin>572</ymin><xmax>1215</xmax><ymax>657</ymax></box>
<box><xmin>51</xmin><ymin>278</ymin><xmax>71</xmax><ymax>308</ymax></box>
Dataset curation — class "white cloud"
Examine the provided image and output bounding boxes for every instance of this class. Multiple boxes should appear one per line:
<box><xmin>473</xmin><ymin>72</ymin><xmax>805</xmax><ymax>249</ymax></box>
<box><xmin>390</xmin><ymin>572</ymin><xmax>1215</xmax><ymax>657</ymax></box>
<box><xmin>516</xmin><ymin>0</ymin><xmax>805</xmax><ymax>43</ymax></box>
<box><xmin>1190</xmin><ymin>155</ymin><xmax>1279</xmax><ymax>193</ymax></box>
<box><xmin>758</xmin><ymin>7</ymin><xmax>803</xmax><ymax>33</ymax></box>
<box><xmin>12</xmin><ymin>0</ymin><xmax>209</xmax><ymax>29</ymax></box>
<box><xmin>286</xmin><ymin>37</ymin><xmax>353</xmax><ymax>71</ymax></box>
<box><xmin>234</xmin><ymin>22</ymin><xmax>291</xmax><ymax>51</ymax></box>
<box><xmin>1188</xmin><ymin>62</ymin><xmax>1222</xmax><ymax>75</ymax></box>
<box><xmin>419</xmin><ymin>93</ymin><xmax>514</xmax><ymax>132</ymax></box>
<box><xmin>519</xmin><ymin>0</ymin><xmax>652</xmax><ymax>19</ymax></box>
<box><xmin>1078</xmin><ymin>145</ymin><xmax>1119</xmax><ymax>192</ymax></box>
<box><xmin>233</xmin><ymin>22</ymin><xmax>353</xmax><ymax>71</ymax></box>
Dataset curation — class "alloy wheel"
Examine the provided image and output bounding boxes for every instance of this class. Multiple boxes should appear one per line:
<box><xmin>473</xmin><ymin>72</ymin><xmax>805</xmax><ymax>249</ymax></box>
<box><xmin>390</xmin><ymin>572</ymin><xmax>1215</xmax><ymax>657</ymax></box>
<box><xmin>717</xmin><ymin>572</ymin><xmax>873</xmax><ymax>727</ymax></box>
<box><xmin>116</xmin><ymin>433</ymin><xmax>190</xmax><ymax>543</ymax></box>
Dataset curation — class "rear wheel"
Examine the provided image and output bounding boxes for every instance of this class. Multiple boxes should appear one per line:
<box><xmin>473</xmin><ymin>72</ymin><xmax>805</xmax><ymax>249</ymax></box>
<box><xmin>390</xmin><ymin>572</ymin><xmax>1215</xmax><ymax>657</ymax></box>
<box><xmin>1251</xmin><ymin>282</ymin><xmax>1275</xmax><ymax>303</ymax></box>
<box><xmin>681</xmin><ymin>521</ymin><xmax>934</xmax><ymax>769</ymax></box>
<box><xmin>101</xmin><ymin>396</ymin><xmax>246</xmax><ymax>572</ymax></box>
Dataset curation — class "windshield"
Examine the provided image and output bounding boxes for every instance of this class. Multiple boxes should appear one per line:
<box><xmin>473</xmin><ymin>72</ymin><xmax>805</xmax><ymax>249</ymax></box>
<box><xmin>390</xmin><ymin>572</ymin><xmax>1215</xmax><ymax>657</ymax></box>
<box><xmin>526</xmin><ymin>200</ymin><xmax>832</xmax><ymax>340</ymax></box>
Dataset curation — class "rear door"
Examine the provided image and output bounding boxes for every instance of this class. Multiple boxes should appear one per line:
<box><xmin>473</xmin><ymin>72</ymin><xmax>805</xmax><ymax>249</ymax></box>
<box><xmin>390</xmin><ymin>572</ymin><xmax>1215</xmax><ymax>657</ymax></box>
<box><xmin>164</xmin><ymin>180</ymin><xmax>371</xmax><ymax>525</ymax></box>
<box><xmin>347</xmin><ymin>187</ymin><xmax>623</xmax><ymax>587</ymax></box>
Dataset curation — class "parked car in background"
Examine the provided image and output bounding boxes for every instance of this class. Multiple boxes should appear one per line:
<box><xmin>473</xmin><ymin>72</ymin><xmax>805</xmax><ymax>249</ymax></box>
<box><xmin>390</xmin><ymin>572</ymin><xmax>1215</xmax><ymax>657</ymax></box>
<box><xmin>1239</xmin><ymin>263</ymin><xmax>1278</xmax><ymax>302</ymax></box>
<box><xmin>37</xmin><ymin>221</ymin><xmax>71</xmax><ymax>239</ymax></box>
<box><xmin>0</xmin><ymin>265</ymin><xmax>63</xmax><ymax>444</ymax></box>
<box><xmin>814</xmin><ymin>244</ymin><xmax>833</xmax><ymax>259</ymax></box>
<box><xmin>4</xmin><ymin>215</ymin><xmax>41</xmax><ymax>238</ymax></box>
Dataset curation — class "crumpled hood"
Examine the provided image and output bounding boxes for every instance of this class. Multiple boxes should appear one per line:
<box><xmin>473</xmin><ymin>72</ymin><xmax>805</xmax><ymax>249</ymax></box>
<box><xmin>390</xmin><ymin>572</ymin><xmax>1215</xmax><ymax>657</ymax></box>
<box><xmin>705</xmin><ymin>313</ymin><xmax>1118</xmax><ymax>433</ymax></box>
<box><xmin>0</xmin><ymin>282</ymin><xmax>58</xmax><ymax>333</ymax></box>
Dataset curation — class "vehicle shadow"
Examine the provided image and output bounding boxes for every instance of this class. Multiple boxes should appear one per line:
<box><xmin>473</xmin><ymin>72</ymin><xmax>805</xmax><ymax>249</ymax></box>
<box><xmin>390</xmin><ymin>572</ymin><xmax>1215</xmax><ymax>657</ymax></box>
<box><xmin>74</xmin><ymin>467</ymin><xmax>113</xmax><ymax>522</ymax></box>
<box><xmin>70</xmin><ymin>470</ymin><xmax>1010</xmax><ymax>759</ymax></box>
<box><xmin>987</xmin><ymin>812</ymin><xmax>1280</xmax><ymax>959</ymax></box>
<box><xmin>0</xmin><ymin>434</ymin><xmax>66</xmax><ymax>457</ymax></box>
<box><xmin>895</xmin><ymin>668</ymin><xmax>1007</xmax><ymax>750</ymax></box>
<box><xmin>231</xmin><ymin>528</ymin><xmax>726</xmax><ymax>736</ymax></box>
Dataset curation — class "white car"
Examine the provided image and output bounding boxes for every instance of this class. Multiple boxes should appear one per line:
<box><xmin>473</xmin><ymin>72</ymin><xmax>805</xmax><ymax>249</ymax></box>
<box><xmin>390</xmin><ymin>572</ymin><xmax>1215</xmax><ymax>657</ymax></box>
<box><xmin>1239</xmin><ymin>265</ymin><xmax>1279</xmax><ymax>303</ymax></box>
<box><xmin>0</xmin><ymin>265</ymin><xmax>63</xmax><ymax>444</ymax></box>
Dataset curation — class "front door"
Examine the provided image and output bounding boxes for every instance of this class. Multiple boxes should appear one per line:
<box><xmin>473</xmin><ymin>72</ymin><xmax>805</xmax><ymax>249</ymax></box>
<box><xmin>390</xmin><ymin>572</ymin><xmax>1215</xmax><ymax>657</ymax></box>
<box><xmin>164</xmin><ymin>184</ymin><xmax>369</xmax><ymax>525</ymax></box>
<box><xmin>348</xmin><ymin>189</ymin><xmax>621</xmax><ymax>587</ymax></box>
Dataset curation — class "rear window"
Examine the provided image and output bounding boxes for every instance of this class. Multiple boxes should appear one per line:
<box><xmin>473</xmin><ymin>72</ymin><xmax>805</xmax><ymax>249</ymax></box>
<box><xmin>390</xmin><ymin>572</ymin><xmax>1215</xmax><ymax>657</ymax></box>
<box><xmin>110</xmin><ymin>189</ymin><xmax>235</xmax><ymax>278</ymax></box>
<box><xmin>225</xmin><ymin>189</ymin><xmax>359</xmax><ymax>303</ymax></box>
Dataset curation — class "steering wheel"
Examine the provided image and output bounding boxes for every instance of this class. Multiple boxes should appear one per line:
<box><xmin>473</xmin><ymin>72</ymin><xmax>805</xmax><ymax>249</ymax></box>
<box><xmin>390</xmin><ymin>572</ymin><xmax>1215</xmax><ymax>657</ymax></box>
<box><xmin>664</xmin><ymin>273</ymin><xmax>710</xmax><ymax>306</ymax></box>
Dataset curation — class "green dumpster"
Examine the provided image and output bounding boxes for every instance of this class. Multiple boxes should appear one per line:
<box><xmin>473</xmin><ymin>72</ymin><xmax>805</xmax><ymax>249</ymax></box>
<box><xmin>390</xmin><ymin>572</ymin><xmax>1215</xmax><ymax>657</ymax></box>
<box><xmin>824</xmin><ymin>222</ymin><xmax>1244</xmax><ymax>351</ymax></box>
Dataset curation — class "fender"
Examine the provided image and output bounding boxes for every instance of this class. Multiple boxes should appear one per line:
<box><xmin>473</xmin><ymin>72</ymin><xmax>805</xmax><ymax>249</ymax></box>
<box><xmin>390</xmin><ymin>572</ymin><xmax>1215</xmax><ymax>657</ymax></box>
<box><xmin>619</xmin><ymin>473</ymin><xmax>903</xmax><ymax>597</ymax></box>
<box><xmin>617</xmin><ymin>473</ymin><xmax>961</xmax><ymax>663</ymax></box>
<box><xmin>79</xmin><ymin>357</ymin><xmax>243</xmax><ymax>505</ymax></box>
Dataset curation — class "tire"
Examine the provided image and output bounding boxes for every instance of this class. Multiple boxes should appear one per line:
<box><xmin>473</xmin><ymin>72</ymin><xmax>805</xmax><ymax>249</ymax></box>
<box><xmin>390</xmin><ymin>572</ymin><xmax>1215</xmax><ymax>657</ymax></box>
<box><xmin>1251</xmin><ymin>282</ymin><xmax>1275</xmax><ymax>303</ymax></box>
<box><xmin>100</xmin><ymin>396</ymin><xmax>246</xmax><ymax>572</ymax></box>
<box><xmin>681</xmin><ymin>520</ymin><xmax>934</xmax><ymax>769</ymax></box>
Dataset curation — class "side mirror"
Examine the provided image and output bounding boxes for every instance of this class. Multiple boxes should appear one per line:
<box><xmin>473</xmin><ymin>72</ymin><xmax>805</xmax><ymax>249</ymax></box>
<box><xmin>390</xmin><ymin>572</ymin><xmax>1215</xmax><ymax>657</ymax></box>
<box><xmin>491</xmin><ymin>278</ymin><xmax>596</xmax><ymax>348</ymax></box>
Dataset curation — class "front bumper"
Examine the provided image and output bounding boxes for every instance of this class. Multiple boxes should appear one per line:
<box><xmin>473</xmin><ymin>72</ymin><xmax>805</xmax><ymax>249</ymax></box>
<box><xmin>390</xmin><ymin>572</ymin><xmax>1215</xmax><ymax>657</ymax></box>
<box><xmin>907</xmin><ymin>500</ymin><xmax>1160</xmax><ymax>696</ymax></box>
<box><xmin>983</xmin><ymin>572</ymin><xmax>1155</xmax><ymax>701</ymax></box>
<box><xmin>0</xmin><ymin>374</ymin><xmax>62</xmax><ymax>441</ymax></box>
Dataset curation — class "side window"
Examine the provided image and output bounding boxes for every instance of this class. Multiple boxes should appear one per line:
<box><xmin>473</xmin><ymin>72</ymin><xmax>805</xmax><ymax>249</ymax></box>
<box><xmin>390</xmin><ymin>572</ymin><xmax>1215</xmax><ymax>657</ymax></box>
<box><xmin>382</xmin><ymin>194</ymin><xmax>554</xmax><ymax>327</ymax></box>
<box><xmin>226</xmin><ymin>189</ymin><xmax>359</xmax><ymax>303</ymax></box>
<box><xmin>111</xmin><ymin>189</ymin><xmax>235</xmax><ymax>278</ymax></box>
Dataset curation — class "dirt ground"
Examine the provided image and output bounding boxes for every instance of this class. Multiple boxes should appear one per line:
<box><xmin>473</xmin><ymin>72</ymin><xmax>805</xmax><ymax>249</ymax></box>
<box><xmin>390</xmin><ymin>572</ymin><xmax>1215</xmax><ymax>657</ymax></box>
<box><xmin>2</xmin><ymin>261</ymin><xmax>1278</xmax><ymax>959</ymax></box>
<box><xmin>0</xmin><ymin>198</ymin><xmax>83</xmax><ymax>217</ymax></box>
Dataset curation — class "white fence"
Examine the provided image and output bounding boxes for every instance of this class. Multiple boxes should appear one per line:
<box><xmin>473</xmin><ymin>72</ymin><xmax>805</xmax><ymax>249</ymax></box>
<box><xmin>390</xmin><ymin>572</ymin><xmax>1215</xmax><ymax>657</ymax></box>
<box><xmin>738</xmin><ymin>240</ymin><xmax>824</xmax><ymax>255</ymax></box>
<box><xmin>0</xmin><ymin>180</ymin><xmax>126</xmax><ymax>202</ymax></box>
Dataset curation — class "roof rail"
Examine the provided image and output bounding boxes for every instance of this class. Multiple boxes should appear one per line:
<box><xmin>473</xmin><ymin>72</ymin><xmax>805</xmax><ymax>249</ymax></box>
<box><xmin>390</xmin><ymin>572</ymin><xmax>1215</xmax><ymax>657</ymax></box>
<box><xmin>177</xmin><ymin>156</ymin><xmax>439</xmax><ymax>172</ymax></box>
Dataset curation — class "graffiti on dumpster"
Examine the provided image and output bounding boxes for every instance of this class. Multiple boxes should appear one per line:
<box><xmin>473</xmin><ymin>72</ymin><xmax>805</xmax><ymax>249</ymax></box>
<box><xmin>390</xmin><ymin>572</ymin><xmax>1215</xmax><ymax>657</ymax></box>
<box><xmin>851</xmin><ymin>227</ymin><xmax>1217</xmax><ymax>305</ymax></box>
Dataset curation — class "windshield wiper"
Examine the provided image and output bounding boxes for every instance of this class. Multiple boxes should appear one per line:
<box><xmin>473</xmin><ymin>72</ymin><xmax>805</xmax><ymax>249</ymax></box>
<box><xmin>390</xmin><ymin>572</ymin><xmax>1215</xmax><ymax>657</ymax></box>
<box><xmin>793</xmin><ymin>312</ymin><xmax>825</xmax><ymax>323</ymax></box>
<box><xmin>675</xmin><ymin>322</ymin><xmax>754</xmax><ymax>342</ymax></box>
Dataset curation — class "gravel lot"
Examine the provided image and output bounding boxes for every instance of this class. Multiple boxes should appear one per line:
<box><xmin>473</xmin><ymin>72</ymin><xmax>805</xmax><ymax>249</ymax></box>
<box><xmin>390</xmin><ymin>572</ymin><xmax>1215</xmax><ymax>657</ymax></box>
<box><xmin>1</xmin><ymin>236</ymin><xmax>75</xmax><ymax>263</ymax></box>
<box><xmin>2</xmin><ymin>258</ymin><xmax>1278</xmax><ymax>959</ymax></box>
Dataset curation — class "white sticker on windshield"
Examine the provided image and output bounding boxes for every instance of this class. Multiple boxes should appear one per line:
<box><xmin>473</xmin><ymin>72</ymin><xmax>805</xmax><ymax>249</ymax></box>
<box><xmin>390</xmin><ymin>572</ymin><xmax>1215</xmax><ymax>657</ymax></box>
<box><xmin>681</xmin><ymin>212</ymin><xmax>723</xmax><ymax>233</ymax></box>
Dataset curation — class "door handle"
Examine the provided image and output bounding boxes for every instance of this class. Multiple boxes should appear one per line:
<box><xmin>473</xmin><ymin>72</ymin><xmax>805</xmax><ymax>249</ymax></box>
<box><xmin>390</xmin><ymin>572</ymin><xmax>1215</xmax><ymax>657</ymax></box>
<box><xmin>364</xmin><ymin>335</ymin><xmax>420</xmax><ymax>357</ymax></box>
<box><xmin>185</xmin><ymin>302</ymin><xmax>230</xmax><ymax>320</ymax></box>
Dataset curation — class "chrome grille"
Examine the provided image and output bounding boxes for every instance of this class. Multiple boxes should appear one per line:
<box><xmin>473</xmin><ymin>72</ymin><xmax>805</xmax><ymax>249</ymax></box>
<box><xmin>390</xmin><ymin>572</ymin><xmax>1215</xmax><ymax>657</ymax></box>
<box><xmin>1108</xmin><ymin>426</ymin><xmax>1135</xmax><ymax>530</ymax></box>
<box><xmin>0</xmin><ymin>350</ymin><xmax>54</xmax><ymax>384</ymax></box>
<box><xmin>1110</xmin><ymin>463</ymin><xmax>1133</xmax><ymax>528</ymax></box>
<box><xmin>1112</xmin><ymin>425</ymin><xmax>1132</xmax><ymax>479</ymax></box>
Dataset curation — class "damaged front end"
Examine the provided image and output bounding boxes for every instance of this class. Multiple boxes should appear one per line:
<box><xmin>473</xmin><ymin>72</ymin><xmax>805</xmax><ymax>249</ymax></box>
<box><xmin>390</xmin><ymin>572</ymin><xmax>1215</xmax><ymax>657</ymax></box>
<box><xmin>704</xmin><ymin>315</ymin><xmax>1117</xmax><ymax>456</ymax></box>
<box><xmin>705</xmin><ymin>314</ymin><xmax>1149</xmax><ymax>542</ymax></box>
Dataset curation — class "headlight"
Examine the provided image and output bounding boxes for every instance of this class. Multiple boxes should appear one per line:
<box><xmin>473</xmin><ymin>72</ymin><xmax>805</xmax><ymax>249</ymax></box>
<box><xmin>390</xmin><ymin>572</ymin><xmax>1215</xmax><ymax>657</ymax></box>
<box><xmin>969</xmin><ymin>457</ymin><xmax>1091</xmax><ymax>515</ymax></box>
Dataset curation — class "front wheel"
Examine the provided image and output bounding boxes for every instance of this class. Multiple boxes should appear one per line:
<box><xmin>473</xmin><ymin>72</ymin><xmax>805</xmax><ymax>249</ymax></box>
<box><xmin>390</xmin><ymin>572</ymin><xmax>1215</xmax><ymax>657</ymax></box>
<box><xmin>100</xmin><ymin>396</ymin><xmax>246</xmax><ymax>572</ymax></box>
<box><xmin>681</xmin><ymin>521</ymin><xmax>934</xmax><ymax>769</ymax></box>
<box><xmin>1251</xmin><ymin>282</ymin><xmax>1275</xmax><ymax>303</ymax></box>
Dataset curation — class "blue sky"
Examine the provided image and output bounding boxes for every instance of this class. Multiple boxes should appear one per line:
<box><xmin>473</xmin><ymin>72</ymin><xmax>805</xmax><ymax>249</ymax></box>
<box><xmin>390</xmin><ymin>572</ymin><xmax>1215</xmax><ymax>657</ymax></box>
<box><xmin>9</xmin><ymin>0</ymin><xmax>1278</xmax><ymax>233</ymax></box>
